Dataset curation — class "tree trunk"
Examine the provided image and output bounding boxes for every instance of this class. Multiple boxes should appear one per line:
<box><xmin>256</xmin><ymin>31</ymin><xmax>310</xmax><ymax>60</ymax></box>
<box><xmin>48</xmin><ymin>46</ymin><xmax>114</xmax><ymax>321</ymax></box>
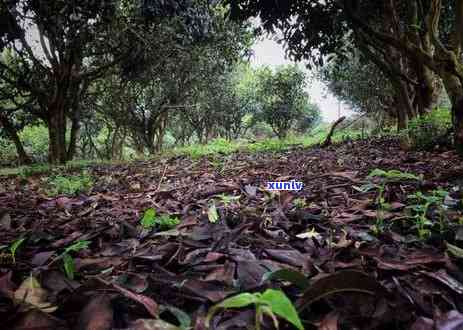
<box><xmin>322</xmin><ymin>116</ymin><xmax>346</xmax><ymax>147</ymax></box>
<box><xmin>0</xmin><ymin>115</ymin><xmax>32</xmax><ymax>165</ymax></box>
<box><xmin>442</xmin><ymin>73</ymin><xmax>463</xmax><ymax>155</ymax></box>
<box><xmin>454</xmin><ymin>97</ymin><xmax>463</xmax><ymax>155</ymax></box>
<box><xmin>415</xmin><ymin>66</ymin><xmax>440</xmax><ymax>115</ymax></box>
<box><xmin>47</xmin><ymin>102</ymin><xmax>68</xmax><ymax>164</ymax></box>
<box><xmin>67</xmin><ymin>116</ymin><xmax>80</xmax><ymax>161</ymax></box>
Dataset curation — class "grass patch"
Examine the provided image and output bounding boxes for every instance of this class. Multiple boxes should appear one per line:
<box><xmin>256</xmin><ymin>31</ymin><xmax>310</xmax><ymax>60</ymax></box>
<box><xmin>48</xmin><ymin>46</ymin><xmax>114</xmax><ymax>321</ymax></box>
<box><xmin>0</xmin><ymin>159</ymin><xmax>126</xmax><ymax>177</ymax></box>
<box><xmin>0</xmin><ymin>124</ymin><xmax>366</xmax><ymax>177</ymax></box>
<box><xmin>168</xmin><ymin>138</ymin><xmax>245</xmax><ymax>159</ymax></box>
<box><xmin>163</xmin><ymin>127</ymin><xmax>366</xmax><ymax>159</ymax></box>
<box><xmin>46</xmin><ymin>171</ymin><xmax>94</xmax><ymax>196</ymax></box>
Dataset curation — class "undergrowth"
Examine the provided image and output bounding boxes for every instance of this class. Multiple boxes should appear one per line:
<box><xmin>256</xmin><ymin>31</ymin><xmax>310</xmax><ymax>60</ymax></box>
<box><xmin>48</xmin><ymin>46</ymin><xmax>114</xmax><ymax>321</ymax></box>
<box><xmin>46</xmin><ymin>172</ymin><xmax>94</xmax><ymax>196</ymax></box>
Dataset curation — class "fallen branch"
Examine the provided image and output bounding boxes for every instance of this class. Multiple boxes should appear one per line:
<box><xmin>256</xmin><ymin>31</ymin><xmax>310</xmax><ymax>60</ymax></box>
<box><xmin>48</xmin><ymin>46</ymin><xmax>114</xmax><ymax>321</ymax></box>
<box><xmin>322</xmin><ymin>116</ymin><xmax>346</xmax><ymax>147</ymax></box>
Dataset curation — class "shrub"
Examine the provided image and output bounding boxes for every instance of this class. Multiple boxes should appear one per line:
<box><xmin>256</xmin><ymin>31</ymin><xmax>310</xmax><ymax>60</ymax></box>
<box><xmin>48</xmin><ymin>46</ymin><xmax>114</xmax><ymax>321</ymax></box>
<box><xmin>408</xmin><ymin>107</ymin><xmax>452</xmax><ymax>150</ymax></box>
<box><xmin>0</xmin><ymin>137</ymin><xmax>17</xmax><ymax>165</ymax></box>
<box><xmin>247</xmin><ymin>121</ymin><xmax>274</xmax><ymax>139</ymax></box>
<box><xmin>46</xmin><ymin>172</ymin><xmax>93</xmax><ymax>196</ymax></box>
<box><xmin>19</xmin><ymin>125</ymin><xmax>49</xmax><ymax>162</ymax></box>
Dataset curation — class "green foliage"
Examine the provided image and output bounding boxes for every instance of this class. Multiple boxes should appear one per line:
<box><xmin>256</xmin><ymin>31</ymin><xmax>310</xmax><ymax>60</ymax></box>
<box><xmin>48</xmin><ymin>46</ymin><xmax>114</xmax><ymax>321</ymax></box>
<box><xmin>46</xmin><ymin>172</ymin><xmax>93</xmax><ymax>196</ymax></box>
<box><xmin>206</xmin><ymin>289</ymin><xmax>303</xmax><ymax>330</ymax></box>
<box><xmin>407</xmin><ymin>189</ymin><xmax>449</xmax><ymax>239</ymax></box>
<box><xmin>19</xmin><ymin>125</ymin><xmax>49</xmax><ymax>162</ymax></box>
<box><xmin>446</xmin><ymin>242</ymin><xmax>463</xmax><ymax>258</ymax></box>
<box><xmin>63</xmin><ymin>240</ymin><xmax>91</xmax><ymax>255</ymax></box>
<box><xmin>141</xmin><ymin>208</ymin><xmax>180</xmax><ymax>231</ymax></box>
<box><xmin>62</xmin><ymin>253</ymin><xmax>76</xmax><ymax>280</ymax></box>
<box><xmin>171</xmin><ymin>138</ymin><xmax>244</xmax><ymax>159</ymax></box>
<box><xmin>0</xmin><ymin>160</ymin><xmax>121</xmax><ymax>177</ymax></box>
<box><xmin>141</xmin><ymin>208</ymin><xmax>157</xmax><ymax>228</ymax></box>
<box><xmin>60</xmin><ymin>240</ymin><xmax>91</xmax><ymax>280</ymax></box>
<box><xmin>293</xmin><ymin>198</ymin><xmax>307</xmax><ymax>209</ymax></box>
<box><xmin>368</xmin><ymin>169</ymin><xmax>422</xmax><ymax>182</ymax></box>
<box><xmin>319</xmin><ymin>50</ymin><xmax>394</xmax><ymax>117</ymax></box>
<box><xmin>17</xmin><ymin>164</ymin><xmax>52</xmax><ymax>178</ymax></box>
<box><xmin>295</xmin><ymin>102</ymin><xmax>322</xmax><ymax>133</ymax></box>
<box><xmin>254</xmin><ymin>65</ymin><xmax>315</xmax><ymax>139</ymax></box>
<box><xmin>216</xmin><ymin>194</ymin><xmax>240</xmax><ymax>207</ymax></box>
<box><xmin>207</xmin><ymin>203</ymin><xmax>219</xmax><ymax>223</ymax></box>
<box><xmin>408</xmin><ymin>108</ymin><xmax>452</xmax><ymax>151</ymax></box>
<box><xmin>0</xmin><ymin>137</ymin><xmax>17</xmax><ymax>164</ymax></box>
<box><xmin>9</xmin><ymin>237</ymin><xmax>26</xmax><ymax>264</ymax></box>
<box><xmin>360</xmin><ymin>169</ymin><xmax>421</xmax><ymax>234</ymax></box>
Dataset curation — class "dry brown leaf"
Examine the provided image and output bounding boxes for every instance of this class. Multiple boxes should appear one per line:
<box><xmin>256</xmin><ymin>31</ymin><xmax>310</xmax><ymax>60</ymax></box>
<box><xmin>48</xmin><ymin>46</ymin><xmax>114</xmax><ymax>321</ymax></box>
<box><xmin>14</xmin><ymin>276</ymin><xmax>58</xmax><ymax>313</ymax></box>
<box><xmin>75</xmin><ymin>295</ymin><xmax>113</xmax><ymax>330</ymax></box>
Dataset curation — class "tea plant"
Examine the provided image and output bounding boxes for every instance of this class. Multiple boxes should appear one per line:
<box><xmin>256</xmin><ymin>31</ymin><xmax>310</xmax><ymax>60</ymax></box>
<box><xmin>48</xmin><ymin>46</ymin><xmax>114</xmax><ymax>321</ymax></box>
<box><xmin>356</xmin><ymin>169</ymin><xmax>422</xmax><ymax>234</ymax></box>
<box><xmin>216</xmin><ymin>194</ymin><xmax>241</xmax><ymax>207</ymax></box>
<box><xmin>9</xmin><ymin>237</ymin><xmax>26</xmax><ymax>264</ymax></box>
<box><xmin>407</xmin><ymin>189</ymin><xmax>449</xmax><ymax>239</ymax></box>
<box><xmin>141</xmin><ymin>208</ymin><xmax>180</xmax><ymax>231</ymax></box>
<box><xmin>0</xmin><ymin>237</ymin><xmax>26</xmax><ymax>264</ymax></box>
<box><xmin>207</xmin><ymin>203</ymin><xmax>219</xmax><ymax>223</ymax></box>
<box><xmin>206</xmin><ymin>289</ymin><xmax>303</xmax><ymax>330</ymax></box>
<box><xmin>293</xmin><ymin>198</ymin><xmax>307</xmax><ymax>209</ymax></box>
<box><xmin>46</xmin><ymin>172</ymin><xmax>93</xmax><ymax>196</ymax></box>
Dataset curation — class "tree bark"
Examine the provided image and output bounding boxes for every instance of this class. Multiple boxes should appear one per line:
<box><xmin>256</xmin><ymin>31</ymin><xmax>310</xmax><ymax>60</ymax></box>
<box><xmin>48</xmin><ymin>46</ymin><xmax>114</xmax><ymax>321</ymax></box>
<box><xmin>47</xmin><ymin>103</ymin><xmax>67</xmax><ymax>165</ymax></box>
<box><xmin>322</xmin><ymin>116</ymin><xmax>346</xmax><ymax>147</ymax></box>
<box><xmin>454</xmin><ymin>97</ymin><xmax>463</xmax><ymax>155</ymax></box>
<box><xmin>441</xmin><ymin>72</ymin><xmax>463</xmax><ymax>154</ymax></box>
<box><xmin>67</xmin><ymin>115</ymin><xmax>80</xmax><ymax>161</ymax></box>
<box><xmin>0</xmin><ymin>115</ymin><xmax>31</xmax><ymax>165</ymax></box>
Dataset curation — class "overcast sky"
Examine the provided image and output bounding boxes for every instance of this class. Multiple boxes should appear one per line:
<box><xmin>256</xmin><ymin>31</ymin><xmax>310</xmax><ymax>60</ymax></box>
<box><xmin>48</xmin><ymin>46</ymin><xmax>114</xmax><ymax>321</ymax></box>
<box><xmin>250</xmin><ymin>37</ymin><xmax>353</xmax><ymax>122</ymax></box>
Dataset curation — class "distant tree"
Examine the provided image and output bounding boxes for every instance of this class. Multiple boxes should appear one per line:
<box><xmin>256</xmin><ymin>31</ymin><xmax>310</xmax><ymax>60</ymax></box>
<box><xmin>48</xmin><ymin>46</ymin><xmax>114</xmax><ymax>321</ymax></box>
<box><xmin>255</xmin><ymin>65</ymin><xmax>311</xmax><ymax>138</ymax></box>
<box><xmin>227</xmin><ymin>0</ymin><xmax>463</xmax><ymax>152</ymax></box>
<box><xmin>0</xmin><ymin>0</ymin><xmax>217</xmax><ymax>163</ymax></box>
<box><xmin>295</xmin><ymin>102</ymin><xmax>321</xmax><ymax>134</ymax></box>
<box><xmin>319</xmin><ymin>51</ymin><xmax>397</xmax><ymax>122</ymax></box>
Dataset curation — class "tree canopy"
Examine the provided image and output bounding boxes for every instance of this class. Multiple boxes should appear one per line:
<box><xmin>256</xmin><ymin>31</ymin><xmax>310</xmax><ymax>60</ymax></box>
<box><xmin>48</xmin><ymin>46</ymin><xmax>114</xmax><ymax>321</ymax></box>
<box><xmin>228</xmin><ymin>0</ymin><xmax>463</xmax><ymax>152</ymax></box>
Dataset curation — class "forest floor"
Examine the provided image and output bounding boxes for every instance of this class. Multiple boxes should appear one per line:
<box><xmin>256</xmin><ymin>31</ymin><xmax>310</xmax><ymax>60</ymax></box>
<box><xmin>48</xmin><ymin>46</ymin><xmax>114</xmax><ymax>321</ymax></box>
<box><xmin>1</xmin><ymin>137</ymin><xmax>463</xmax><ymax>330</ymax></box>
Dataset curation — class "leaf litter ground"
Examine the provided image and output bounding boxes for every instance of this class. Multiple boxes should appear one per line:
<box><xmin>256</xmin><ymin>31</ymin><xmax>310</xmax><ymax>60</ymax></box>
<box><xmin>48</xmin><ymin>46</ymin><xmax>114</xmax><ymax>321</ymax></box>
<box><xmin>0</xmin><ymin>137</ymin><xmax>463</xmax><ymax>329</ymax></box>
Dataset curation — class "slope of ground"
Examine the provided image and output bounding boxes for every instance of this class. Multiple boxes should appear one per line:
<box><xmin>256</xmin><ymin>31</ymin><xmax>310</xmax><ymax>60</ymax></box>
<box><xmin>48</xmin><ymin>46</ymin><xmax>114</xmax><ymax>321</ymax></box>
<box><xmin>0</xmin><ymin>137</ymin><xmax>462</xmax><ymax>329</ymax></box>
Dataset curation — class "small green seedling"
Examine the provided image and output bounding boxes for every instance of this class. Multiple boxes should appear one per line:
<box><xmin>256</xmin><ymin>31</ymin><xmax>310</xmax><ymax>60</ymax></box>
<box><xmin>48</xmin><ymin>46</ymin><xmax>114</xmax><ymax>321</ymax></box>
<box><xmin>9</xmin><ymin>237</ymin><xmax>26</xmax><ymax>264</ymax></box>
<box><xmin>141</xmin><ymin>208</ymin><xmax>180</xmax><ymax>230</ymax></box>
<box><xmin>216</xmin><ymin>194</ymin><xmax>241</xmax><ymax>207</ymax></box>
<box><xmin>206</xmin><ymin>289</ymin><xmax>303</xmax><ymax>330</ymax></box>
<box><xmin>293</xmin><ymin>198</ymin><xmax>307</xmax><ymax>209</ymax></box>
<box><xmin>0</xmin><ymin>237</ymin><xmax>27</xmax><ymax>264</ymax></box>
<box><xmin>207</xmin><ymin>203</ymin><xmax>219</xmax><ymax>223</ymax></box>
<box><xmin>60</xmin><ymin>240</ymin><xmax>91</xmax><ymax>280</ymax></box>
<box><xmin>407</xmin><ymin>189</ymin><xmax>449</xmax><ymax>239</ymax></box>
<box><xmin>356</xmin><ymin>169</ymin><xmax>421</xmax><ymax>234</ymax></box>
<box><xmin>46</xmin><ymin>172</ymin><xmax>93</xmax><ymax>196</ymax></box>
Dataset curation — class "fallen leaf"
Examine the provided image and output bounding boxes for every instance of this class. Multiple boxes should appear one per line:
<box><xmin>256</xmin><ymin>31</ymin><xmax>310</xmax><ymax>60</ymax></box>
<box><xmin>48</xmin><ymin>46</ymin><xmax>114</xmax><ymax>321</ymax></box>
<box><xmin>317</xmin><ymin>312</ymin><xmax>339</xmax><ymax>330</ymax></box>
<box><xmin>435</xmin><ymin>310</ymin><xmax>463</xmax><ymax>330</ymax></box>
<box><xmin>11</xmin><ymin>310</ymin><xmax>68</xmax><ymax>330</ymax></box>
<box><xmin>297</xmin><ymin>270</ymin><xmax>387</xmax><ymax>311</ymax></box>
<box><xmin>244</xmin><ymin>184</ymin><xmax>257</xmax><ymax>198</ymax></box>
<box><xmin>128</xmin><ymin>319</ymin><xmax>180</xmax><ymax>330</ymax></box>
<box><xmin>0</xmin><ymin>271</ymin><xmax>16</xmax><ymax>299</ymax></box>
<box><xmin>207</xmin><ymin>204</ymin><xmax>219</xmax><ymax>223</ymax></box>
<box><xmin>263</xmin><ymin>269</ymin><xmax>310</xmax><ymax>290</ymax></box>
<box><xmin>0</xmin><ymin>212</ymin><xmax>11</xmax><ymax>230</ymax></box>
<box><xmin>31</xmin><ymin>251</ymin><xmax>55</xmax><ymax>267</ymax></box>
<box><xmin>112</xmin><ymin>282</ymin><xmax>158</xmax><ymax>318</ymax></box>
<box><xmin>75</xmin><ymin>295</ymin><xmax>113</xmax><ymax>330</ymax></box>
<box><xmin>446</xmin><ymin>242</ymin><xmax>463</xmax><ymax>258</ymax></box>
<box><xmin>14</xmin><ymin>276</ymin><xmax>58</xmax><ymax>313</ymax></box>
<box><xmin>421</xmin><ymin>269</ymin><xmax>463</xmax><ymax>295</ymax></box>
